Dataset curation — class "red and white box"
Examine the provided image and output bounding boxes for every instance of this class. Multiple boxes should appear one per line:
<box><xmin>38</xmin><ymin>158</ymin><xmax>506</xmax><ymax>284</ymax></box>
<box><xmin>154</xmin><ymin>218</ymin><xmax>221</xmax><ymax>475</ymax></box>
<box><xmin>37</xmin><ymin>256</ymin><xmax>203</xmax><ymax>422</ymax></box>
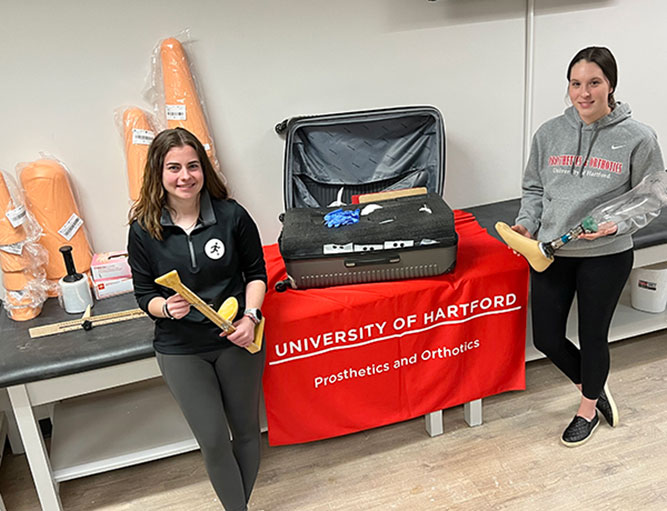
<box><xmin>92</xmin><ymin>276</ymin><xmax>134</xmax><ymax>300</ymax></box>
<box><xmin>91</xmin><ymin>251</ymin><xmax>132</xmax><ymax>281</ymax></box>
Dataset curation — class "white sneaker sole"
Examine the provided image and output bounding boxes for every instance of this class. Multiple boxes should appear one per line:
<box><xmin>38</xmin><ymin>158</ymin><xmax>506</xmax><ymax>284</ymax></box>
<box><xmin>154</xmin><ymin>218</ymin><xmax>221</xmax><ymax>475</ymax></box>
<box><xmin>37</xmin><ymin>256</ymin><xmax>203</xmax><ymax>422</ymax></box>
<box><xmin>602</xmin><ymin>382</ymin><xmax>619</xmax><ymax>427</ymax></box>
<box><xmin>561</xmin><ymin>419</ymin><xmax>600</xmax><ymax>447</ymax></box>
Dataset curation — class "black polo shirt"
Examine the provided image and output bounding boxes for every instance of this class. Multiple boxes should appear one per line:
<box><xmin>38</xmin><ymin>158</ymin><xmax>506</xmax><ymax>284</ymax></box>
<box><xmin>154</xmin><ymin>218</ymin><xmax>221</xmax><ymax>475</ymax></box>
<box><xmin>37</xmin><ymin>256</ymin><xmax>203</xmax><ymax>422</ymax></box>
<box><xmin>127</xmin><ymin>191</ymin><xmax>267</xmax><ymax>354</ymax></box>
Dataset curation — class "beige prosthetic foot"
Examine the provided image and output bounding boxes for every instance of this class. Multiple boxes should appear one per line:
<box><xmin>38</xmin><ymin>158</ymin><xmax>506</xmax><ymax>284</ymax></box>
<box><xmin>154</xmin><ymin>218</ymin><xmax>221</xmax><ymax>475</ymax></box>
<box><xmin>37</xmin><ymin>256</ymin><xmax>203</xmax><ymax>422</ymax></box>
<box><xmin>495</xmin><ymin>222</ymin><xmax>554</xmax><ymax>272</ymax></box>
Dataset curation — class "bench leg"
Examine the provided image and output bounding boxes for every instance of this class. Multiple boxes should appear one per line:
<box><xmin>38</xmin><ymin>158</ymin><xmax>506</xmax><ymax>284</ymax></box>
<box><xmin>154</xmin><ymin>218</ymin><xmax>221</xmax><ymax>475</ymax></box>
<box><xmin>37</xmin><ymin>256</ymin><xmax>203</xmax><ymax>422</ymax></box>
<box><xmin>424</xmin><ymin>410</ymin><xmax>443</xmax><ymax>437</ymax></box>
<box><xmin>464</xmin><ymin>399</ymin><xmax>483</xmax><ymax>426</ymax></box>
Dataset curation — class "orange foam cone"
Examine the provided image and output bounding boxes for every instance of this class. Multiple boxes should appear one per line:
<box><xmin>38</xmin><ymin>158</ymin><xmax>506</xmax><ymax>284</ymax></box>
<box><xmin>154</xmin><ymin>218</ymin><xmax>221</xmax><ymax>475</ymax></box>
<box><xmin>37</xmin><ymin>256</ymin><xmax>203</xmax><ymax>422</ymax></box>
<box><xmin>0</xmin><ymin>171</ymin><xmax>27</xmax><ymax>246</ymax></box>
<box><xmin>18</xmin><ymin>158</ymin><xmax>93</xmax><ymax>280</ymax></box>
<box><xmin>160</xmin><ymin>38</ymin><xmax>219</xmax><ymax>169</ymax></box>
<box><xmin>121</xmin><ymin>107</ymin><xmax>156</xmax><ymax>202</ymax></box>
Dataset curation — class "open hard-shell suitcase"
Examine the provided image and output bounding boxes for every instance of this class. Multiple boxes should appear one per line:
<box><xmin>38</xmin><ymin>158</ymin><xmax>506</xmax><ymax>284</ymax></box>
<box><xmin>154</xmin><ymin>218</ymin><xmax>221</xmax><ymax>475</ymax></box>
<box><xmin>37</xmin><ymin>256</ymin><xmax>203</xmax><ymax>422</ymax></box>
<box><xmin>275</xmin><ymin>105</ymin><xmax>457</xmax><ymax>290</ymax></box>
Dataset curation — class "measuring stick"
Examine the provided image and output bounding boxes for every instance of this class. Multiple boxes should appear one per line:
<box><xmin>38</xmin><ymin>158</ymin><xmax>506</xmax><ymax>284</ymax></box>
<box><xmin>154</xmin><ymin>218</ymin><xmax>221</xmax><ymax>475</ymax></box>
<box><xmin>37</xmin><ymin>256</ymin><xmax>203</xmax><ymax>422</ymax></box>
<box><xmin>29</xmin><ymin>308</ymin><xmax>147</xmax><ymax>339</ymax></box>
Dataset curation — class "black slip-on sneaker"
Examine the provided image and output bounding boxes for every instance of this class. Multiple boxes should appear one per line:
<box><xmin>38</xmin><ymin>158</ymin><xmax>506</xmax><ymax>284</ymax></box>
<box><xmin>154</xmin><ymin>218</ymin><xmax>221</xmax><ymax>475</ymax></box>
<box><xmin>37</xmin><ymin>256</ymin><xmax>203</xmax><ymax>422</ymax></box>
<box><xmin>596</xmin><ymin>382</ymin><xmax>619</xmax><ymax>427</ymax></box>
<box><xmin>561</xmin><ymin>413</ymin><xmax>599</xmax><ymax>447</ymax></box>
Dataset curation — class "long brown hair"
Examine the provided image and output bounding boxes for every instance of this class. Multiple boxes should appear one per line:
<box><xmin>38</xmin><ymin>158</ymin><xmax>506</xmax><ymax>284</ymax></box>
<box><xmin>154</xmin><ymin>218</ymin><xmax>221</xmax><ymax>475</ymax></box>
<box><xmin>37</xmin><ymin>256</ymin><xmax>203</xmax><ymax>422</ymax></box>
<box><xmin>129</xmin><ymin>128</ymin><xmax>228</xmax><ymax>239</ymax></box>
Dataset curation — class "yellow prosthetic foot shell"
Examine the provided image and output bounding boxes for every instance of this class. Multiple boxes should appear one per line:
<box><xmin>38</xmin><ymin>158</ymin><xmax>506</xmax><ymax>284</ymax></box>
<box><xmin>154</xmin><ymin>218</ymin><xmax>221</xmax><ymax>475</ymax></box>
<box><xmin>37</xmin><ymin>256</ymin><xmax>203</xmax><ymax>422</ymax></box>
<box><xmin>495</xmin><ymin>221</ymin><xmax>554</xmax><ymax>272</ymax></box>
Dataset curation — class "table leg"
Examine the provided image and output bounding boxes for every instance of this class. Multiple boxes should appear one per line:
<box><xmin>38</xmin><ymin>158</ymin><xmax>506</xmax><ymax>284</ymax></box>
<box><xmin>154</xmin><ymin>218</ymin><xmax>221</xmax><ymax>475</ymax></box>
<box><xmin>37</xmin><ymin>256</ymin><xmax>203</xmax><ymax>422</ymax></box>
<box><xmin>0</xmin><ymin>389</ymin><xmax>24</xmax><ymax>454</ymax></box>
<box><xmin>424</xmin><ymin>410</ymin><xmax>444</xmax><ymax>437</ymax></box>
<box><xmin>7</xmin><ymin>385</ymin><xmax>63</xmax><ymax>511</ymax></box>
<box><xmin>0</xmin><ymin>412</ymin><xmax>5</xmax><ymax>511</ymax></box>
<box><xmin>464</xmin><ymin>399</ymin><xmax>483</xmax><ymax>426</ymax></box>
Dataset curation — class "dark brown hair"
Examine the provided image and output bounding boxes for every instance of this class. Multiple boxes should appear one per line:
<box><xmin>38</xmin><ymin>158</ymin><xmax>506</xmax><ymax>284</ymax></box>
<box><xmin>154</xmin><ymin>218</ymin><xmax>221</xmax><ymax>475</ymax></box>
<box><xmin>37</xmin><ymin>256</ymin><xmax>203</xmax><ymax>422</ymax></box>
<box><xmin>567</xmin><ymin>46</ymin><xmax>618</xmax><ymax>109</ymax></box>
<box><xmin>128</xmin><ymin>127</ymin><xmax>228</xmax><ymax>239</ymax></box>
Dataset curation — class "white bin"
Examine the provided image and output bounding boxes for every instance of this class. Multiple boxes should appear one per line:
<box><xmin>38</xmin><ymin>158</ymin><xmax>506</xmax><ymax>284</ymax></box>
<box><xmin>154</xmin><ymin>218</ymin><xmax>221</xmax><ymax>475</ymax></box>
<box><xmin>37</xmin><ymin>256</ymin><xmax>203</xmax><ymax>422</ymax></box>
<box><xmin>629</xmin><ymin>262</ymin><xmax>667</xmax><ymax>313</ymax></box>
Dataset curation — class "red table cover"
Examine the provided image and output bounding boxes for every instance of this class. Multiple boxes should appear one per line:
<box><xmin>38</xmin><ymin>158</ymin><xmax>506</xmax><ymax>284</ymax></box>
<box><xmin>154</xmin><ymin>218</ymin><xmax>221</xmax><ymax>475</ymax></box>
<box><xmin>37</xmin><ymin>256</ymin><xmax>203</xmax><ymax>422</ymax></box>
<box><xmin>262</xmin><ymin>210</ymin><xmax>529</xmax><ymax>445</ymax></box>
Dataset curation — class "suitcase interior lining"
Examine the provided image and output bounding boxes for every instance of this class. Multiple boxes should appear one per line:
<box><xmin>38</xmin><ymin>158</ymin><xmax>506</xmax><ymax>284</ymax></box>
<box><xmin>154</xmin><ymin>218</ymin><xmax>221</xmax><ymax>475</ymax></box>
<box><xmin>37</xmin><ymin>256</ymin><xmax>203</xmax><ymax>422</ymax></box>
<box><xmin>291</xmin><ymin>170</ymin><xmax>431</xmax><ymax>208</ymax></box>
<box><xmin>287</xmin><ymin>113</ymin><xmax>442</xmax><ymax>208</ymax></box>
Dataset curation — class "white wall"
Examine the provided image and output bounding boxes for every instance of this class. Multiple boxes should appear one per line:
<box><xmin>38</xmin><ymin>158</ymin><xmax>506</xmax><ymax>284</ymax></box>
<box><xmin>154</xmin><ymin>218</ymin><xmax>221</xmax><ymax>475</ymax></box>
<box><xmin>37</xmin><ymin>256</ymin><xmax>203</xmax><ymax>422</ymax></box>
<box><xmin>531</xmin><ymin>0</ymin><xmax>667</xmax><ymax>144</ymax></box>
<box><xmin>0</xmin><ymin>0</ymin><xmax>665</xmax><ymax>294</ymax></box>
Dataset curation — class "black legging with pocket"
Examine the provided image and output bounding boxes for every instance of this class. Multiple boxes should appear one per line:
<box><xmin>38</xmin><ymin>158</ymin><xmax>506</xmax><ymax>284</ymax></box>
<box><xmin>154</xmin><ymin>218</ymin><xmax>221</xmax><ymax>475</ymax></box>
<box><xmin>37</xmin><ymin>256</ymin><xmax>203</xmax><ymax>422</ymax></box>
<box><xmin>156</xmin><ymin>346</ymin><xmax>265</xmax><ymax>511</ymax></box>
<box><xmin>530</xmin><ymin>249</ymin><xmax>633</xmax><ymax>400</ymax></box>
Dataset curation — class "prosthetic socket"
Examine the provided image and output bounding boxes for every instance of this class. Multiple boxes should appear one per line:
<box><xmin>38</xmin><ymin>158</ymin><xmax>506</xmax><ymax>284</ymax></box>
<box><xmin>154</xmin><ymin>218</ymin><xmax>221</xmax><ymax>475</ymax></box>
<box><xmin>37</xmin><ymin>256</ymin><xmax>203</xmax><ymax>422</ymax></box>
<box><xmin>496</xmin><ymin>171</ymin><xmax>667</xmax><ymax>272</ymax></box>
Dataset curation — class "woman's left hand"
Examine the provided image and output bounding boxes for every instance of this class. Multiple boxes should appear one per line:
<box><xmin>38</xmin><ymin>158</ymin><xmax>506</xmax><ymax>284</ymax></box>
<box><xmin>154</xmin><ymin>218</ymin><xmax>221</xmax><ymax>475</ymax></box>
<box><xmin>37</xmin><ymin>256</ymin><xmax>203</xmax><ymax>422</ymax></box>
<box><xmin>578</xmin><ymin>221</ymin><xmax>618</xmax><ymax>240</ymax></box>
<box><xmin>222</xmin><ymin>316</ymin><xmax>257</xmax><ymax>348</ymax></box>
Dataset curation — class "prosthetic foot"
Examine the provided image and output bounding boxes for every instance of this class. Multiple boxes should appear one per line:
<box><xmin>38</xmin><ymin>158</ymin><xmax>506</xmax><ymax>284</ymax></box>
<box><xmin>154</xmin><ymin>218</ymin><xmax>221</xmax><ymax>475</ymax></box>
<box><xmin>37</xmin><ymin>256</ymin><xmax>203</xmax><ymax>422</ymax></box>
<box><xmin>495</xmin><ymin>222</ymin><xmax>554</xmax><ymax>272</ymax></box>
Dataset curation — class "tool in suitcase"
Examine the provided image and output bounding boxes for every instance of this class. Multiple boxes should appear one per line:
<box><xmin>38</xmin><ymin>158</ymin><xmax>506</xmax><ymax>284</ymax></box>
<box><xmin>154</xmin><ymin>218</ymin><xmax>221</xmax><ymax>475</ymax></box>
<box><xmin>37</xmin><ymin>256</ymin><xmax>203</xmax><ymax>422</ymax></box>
<box><xmin>274</xmin><ymin>106</ymin><xmax>457</xmax><ymax>291</ymax></box>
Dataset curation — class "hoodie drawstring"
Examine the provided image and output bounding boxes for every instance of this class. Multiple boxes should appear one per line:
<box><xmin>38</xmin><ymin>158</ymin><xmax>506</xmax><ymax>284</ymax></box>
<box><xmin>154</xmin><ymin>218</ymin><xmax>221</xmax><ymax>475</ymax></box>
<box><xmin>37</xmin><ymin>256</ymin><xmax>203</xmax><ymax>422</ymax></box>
<box><xmin>569</xmin><ymin>123</ymin><xmax>600</xmax><ymax>178</ymax></box>
<box><xmin>569</xmin><ymin>124</ymin><xmax>583</xmax><ymax>176</ymax></box>
<box><xmin>579</xmin><ymin>127</ymin><xmax>600</xmax><ymax>177</ymax></box>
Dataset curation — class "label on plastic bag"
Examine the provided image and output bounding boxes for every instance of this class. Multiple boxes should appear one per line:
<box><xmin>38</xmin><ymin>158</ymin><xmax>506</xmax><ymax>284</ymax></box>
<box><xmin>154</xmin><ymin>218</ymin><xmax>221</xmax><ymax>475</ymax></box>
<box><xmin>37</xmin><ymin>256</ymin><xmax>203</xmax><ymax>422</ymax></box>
<box><xmin>132</xmin><ymin>128</ymin><xmax>155</xmax><ymax>145</ymax></box>
<box><xmin>0</xmin><ymin>240</ymin><xmax>24</xmax><ymax>255</ymax></box>
<box><xmin>6</xmin><ymin>204</ymin><xmax>26</xmax><ymax>228</ymax></box>
<box><xmin>166</xmin><ymin>104</ymin><xmax>187</xmax><ymax>120</ymax></box>
<box><xmin>59</xmin><ymin>213</ymin><xmax>84</xmax><ymax>241</ymax></box>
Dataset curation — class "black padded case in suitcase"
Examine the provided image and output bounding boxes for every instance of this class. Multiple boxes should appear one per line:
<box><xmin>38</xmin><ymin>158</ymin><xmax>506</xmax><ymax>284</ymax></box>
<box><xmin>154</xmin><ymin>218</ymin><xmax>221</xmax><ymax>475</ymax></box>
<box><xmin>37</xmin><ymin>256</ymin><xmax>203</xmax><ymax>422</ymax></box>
<box><xmin>275</xmin><ymin>105</ymin><xmax>457</xmax><ymax>290</ymax></box>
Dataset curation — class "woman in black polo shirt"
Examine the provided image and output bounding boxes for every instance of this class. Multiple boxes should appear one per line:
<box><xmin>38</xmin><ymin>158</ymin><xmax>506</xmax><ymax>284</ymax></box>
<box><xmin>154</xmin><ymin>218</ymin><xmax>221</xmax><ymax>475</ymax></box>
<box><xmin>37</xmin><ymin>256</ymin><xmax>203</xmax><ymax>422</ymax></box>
<box><xmin>127</xmin><ymin>127</ymin><xmax>267</xmax><ymax>511</ymax></box>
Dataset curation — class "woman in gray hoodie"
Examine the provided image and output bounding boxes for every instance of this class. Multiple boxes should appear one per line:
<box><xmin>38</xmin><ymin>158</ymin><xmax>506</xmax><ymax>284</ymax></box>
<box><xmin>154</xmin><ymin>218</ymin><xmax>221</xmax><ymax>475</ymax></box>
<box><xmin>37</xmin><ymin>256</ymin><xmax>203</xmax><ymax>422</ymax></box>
<box><xmin>512</xmin><ymin>46</ymin><xmax>664</xmax><ymax>447</ymax></box>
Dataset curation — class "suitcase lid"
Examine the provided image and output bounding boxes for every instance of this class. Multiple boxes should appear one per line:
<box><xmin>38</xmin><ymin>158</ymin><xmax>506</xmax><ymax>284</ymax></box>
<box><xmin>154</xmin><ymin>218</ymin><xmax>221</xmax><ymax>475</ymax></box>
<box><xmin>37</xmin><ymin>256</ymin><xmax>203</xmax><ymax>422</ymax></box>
<box><xmin>276</xmin><ymin>106</ymin><xmax>445</xmax><ymax>209</ymax></box>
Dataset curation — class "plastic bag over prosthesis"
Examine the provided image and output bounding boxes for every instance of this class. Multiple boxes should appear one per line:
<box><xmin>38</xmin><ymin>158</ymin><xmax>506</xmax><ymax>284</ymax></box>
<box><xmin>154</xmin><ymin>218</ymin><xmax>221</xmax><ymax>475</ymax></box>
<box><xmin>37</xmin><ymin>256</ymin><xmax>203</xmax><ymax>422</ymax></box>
<box><xmin>495</xmin><ymin>171</ymin><xmax>667</xmax><ymax>272</ymax></box>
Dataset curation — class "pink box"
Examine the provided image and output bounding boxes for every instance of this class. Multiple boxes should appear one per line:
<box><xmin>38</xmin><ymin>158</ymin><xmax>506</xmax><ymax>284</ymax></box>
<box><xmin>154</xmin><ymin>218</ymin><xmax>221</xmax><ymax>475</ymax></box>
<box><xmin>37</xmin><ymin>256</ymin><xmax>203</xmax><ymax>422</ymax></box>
<box><xmin>91</xmin><ymin>251</ymin><xmax>132</xmax><ymax>281</ymax></box>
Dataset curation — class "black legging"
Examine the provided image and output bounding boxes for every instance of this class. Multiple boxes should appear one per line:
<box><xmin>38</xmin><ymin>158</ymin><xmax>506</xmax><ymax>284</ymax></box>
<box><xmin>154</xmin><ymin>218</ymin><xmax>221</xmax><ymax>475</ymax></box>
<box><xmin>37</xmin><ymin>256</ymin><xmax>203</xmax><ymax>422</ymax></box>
<box><xmin>530</xmin><ymin>250</ymin><xmax>633</xmax><ymax>400</ymax></box>
<box><xmin>156</xmin><ymin>345</ymin><xmax>265</xmax><ymax>511</ymax></box>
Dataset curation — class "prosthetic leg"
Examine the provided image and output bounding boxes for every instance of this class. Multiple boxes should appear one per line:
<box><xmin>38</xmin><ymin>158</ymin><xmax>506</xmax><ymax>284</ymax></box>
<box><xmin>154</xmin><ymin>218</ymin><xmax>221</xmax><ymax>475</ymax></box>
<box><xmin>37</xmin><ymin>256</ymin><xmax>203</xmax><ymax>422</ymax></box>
<box><xmin>496</xmin><ymin>171</ymin><xmax>667</xmax><ymax>272</ymax></box>
<box><xmin>495</xmin><ymin>216</ymin><xmax>598</xmax><ymax>272</ymax></box>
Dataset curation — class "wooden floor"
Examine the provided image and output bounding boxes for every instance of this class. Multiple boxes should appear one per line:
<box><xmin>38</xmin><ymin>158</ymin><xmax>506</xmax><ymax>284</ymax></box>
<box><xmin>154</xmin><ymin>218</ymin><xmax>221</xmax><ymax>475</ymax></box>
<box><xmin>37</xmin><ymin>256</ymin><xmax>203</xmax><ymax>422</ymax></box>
<box><xmin>1</xmin><ymin>331</ymin><xmax>666</xmax><ymax>510</ymax></box>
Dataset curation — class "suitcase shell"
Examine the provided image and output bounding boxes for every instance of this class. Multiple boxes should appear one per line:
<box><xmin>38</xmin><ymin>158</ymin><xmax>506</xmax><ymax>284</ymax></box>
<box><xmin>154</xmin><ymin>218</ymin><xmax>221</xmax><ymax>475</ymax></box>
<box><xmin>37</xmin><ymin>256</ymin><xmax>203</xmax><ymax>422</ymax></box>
<box><xmin>276</xmin><ymin>106</ymin><xmax>456</xmax><ymax>289</ymax></box>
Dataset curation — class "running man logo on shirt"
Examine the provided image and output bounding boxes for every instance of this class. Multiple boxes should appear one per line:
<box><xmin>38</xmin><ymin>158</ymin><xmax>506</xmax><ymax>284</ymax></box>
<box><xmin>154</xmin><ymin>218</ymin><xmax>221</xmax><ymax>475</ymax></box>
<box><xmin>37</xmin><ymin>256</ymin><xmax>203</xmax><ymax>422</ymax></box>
<box><xmin>205</xmin><ymin>238</ymin><xmax>225</xmax><ymax>260</ymax></box>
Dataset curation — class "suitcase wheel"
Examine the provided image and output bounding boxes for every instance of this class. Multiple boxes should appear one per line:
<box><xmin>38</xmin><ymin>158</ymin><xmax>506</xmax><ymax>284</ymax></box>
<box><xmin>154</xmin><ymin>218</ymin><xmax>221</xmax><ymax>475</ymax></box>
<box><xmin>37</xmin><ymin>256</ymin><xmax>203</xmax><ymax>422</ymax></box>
<box><xmin>275</xmin><ymin>277</ymin><xmax>295</xmax><ymax>292</ymax></box>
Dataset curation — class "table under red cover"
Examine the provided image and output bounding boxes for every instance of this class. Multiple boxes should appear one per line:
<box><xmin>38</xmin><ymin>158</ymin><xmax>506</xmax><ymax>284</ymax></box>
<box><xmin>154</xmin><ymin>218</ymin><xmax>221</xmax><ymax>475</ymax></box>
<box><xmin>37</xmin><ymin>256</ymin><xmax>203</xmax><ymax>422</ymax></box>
<box><xmin>261</xmin><ymin>210</ymin><xmax>529</xmax><ymax>445</ymax></box>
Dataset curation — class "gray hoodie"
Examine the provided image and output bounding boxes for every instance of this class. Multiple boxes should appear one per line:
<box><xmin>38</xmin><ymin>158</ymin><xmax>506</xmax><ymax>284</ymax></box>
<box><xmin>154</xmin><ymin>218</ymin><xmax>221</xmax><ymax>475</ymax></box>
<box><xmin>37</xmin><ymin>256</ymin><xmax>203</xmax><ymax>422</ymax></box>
<box><xmin>515</xmin><ymin>102</ymin><xmax>665</xmax><ymax>257</ymax></box>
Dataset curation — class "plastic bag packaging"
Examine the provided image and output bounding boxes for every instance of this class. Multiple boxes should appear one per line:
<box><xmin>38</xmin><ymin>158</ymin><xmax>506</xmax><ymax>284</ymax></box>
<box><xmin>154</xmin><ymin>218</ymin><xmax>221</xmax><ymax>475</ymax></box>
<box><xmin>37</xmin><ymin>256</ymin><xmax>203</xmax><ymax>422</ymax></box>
<box><xmin>114</xmin><ymin>106</ymin><xmax>157</xmax><ymax>202</ymax></box>
<box><xmin>0</xmin><ymin>170</ymin><xmax>28</xmax><ymax>246</ymax></box>
<box><xmin>3</xmin><ymin>278</ymin><xmax>48</xmax><ymax>321</ymax></box>
<box><xmin>17</xmin><ymin>156</ymin><xmax>93</xmax><ymax>284</ymax></box>
<box><xmin>146</xmin><ymin>30</ymin><xmax>220</xmax><ymax>170</ymax></box>
<box><xmin>1</xmin><ymin>168</ymin><xmax>49</xmax><ymax>317</ymax></box>
<box><xmin>0</xmin><ymin>239</ymin><xmax>48</xmax><ymax>273</ymax></box>
<box><xmin>587</xmin><ymin>171</ymin><xmax>667</xmax><ymax>235</ymax></box>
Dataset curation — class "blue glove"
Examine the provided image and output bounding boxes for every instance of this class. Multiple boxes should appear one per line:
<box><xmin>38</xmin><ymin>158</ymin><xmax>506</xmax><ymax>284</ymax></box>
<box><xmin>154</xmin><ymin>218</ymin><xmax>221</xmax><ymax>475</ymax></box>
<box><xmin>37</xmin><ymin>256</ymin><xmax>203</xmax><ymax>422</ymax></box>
<box><xmin>324</xmin><ymin>208</ymin><xmax>360</xmax><ymax>228</ymax></box>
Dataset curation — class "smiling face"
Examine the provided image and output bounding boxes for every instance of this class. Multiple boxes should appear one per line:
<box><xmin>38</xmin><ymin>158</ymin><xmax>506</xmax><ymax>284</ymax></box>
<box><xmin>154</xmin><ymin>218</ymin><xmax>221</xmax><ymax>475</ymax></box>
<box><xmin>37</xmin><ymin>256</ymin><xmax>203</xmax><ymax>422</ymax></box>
<box><xmin>162</xmin><ymin>144</ymin><xmax>204</xmax><ymax>205</ymax></box>
<box><xmin>568</xmin><ymin>59</ymin><xmax>613</xmax><ymax>125</ymax></box>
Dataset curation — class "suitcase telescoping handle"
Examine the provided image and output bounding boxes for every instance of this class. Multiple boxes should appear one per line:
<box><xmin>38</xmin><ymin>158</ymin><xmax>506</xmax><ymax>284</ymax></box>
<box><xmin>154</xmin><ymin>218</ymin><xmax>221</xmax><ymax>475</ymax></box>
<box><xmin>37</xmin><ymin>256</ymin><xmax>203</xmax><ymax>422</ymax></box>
<box><xmin>344</xmin><ymin>254</ymin><xmax>400</xmax><ymax>268</ymax></box>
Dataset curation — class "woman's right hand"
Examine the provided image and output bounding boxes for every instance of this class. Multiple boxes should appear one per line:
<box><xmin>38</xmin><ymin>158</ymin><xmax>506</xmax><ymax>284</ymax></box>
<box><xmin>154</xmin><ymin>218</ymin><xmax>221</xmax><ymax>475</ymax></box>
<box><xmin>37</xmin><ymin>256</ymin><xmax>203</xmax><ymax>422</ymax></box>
<box><xmin>511</xmin><ymin>224</ymin><xmax>532</xmax><ymax>239</ymax></box>
<box><xmin>164</xmin><ymin>294</ymin><xmax>191</xmax><ymax>320</ymax></box>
